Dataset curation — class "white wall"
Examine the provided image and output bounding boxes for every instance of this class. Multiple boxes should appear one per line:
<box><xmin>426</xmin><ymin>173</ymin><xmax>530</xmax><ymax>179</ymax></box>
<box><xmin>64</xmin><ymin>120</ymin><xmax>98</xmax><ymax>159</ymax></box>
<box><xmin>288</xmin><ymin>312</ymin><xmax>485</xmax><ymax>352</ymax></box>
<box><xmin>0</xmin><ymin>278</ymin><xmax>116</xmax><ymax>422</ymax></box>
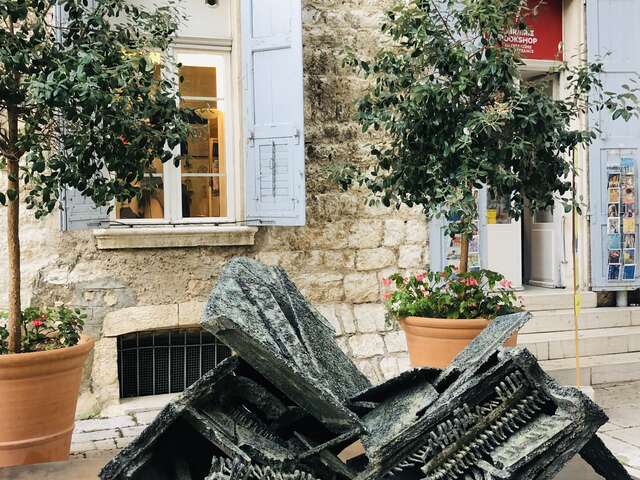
<box><xmin>133</xmin><ymin>0</ymin><xmax>233</xmax><ymax>41</ymax></box>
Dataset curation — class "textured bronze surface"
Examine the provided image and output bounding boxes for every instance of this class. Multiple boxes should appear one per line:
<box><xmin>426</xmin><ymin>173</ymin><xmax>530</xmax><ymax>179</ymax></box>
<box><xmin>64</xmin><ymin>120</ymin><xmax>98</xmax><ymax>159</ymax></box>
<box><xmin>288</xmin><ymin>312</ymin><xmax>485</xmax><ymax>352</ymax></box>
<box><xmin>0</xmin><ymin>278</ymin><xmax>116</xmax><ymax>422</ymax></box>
<box><xmin>100</xmin><ymin>257</ymin><xmax>630</xmax><ymax>480</ymax></box>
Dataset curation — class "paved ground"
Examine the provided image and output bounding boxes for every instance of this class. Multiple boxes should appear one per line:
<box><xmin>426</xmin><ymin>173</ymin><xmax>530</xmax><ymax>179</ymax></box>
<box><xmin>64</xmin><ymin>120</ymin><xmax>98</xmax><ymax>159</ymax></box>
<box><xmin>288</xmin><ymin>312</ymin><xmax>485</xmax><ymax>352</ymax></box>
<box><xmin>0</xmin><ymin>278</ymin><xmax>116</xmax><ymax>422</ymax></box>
<box><xmin>593</xmin><ymin>381</ymin><xmax>640</xmax><ymax>477</ymax></box>
<box><xmin>0</xmin><ymin>450</ymin><xmax>608</xmax><ymax>480</ymax></box>
<box><xmin>2</xmin><ymin>381</ymin><xmax>640</xmax><ymax>479</ymax></box>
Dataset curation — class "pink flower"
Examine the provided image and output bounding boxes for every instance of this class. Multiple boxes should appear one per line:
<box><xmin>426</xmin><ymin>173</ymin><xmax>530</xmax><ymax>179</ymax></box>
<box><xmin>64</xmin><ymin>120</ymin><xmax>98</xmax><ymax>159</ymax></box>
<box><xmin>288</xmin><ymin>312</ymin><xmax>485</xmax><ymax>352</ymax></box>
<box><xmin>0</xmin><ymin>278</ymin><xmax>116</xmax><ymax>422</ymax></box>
<box><xmin>463</xmin><ymin>277</ymin><xmax>479</xmax><ymax>287</ymax></box>
<box><xmin>383</xmin><ymin>292</ymin><xmax>392</xmax><ymax>301</ymax></box>
<box><xmin>382</xmin><ymin>277</ymin><xmax>392</xmax><ymax>287</ymax></box>
<box><xmin>32</xmin><ymin>319</ymin><xmax>44</xmax><ymax>328</ymax></box>
<box><xmin>415</xmin><ymin>273</ymin><xmax>426</xmax><ymax>282</ymax></box>
<box><xmin>499</xmin><ymin>278</ymin><xmax>513</xmax><ymax>289</ymax></box>
<box><xmin>118</xmin><ymin>134</ymin><xmax>130</xmax><ymax>145</ymax></box>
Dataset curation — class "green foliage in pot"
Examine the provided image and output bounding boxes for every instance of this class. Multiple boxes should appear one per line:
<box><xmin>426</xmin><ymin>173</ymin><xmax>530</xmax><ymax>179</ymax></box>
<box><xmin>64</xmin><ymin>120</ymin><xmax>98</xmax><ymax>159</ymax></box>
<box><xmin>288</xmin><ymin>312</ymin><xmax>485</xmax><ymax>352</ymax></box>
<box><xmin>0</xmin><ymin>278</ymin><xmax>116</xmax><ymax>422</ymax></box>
<box><xmin>0</xmin><ymin>307</ymin><xmax>85</xmax><ymax>354</ymax></box>
<box><xmin>339</xmin><ymin>0</ymin><xmax>640</xmax><ymax>273</ymax></box>
<box><xmin>0</xmin><ymin>0</ymin><xmax>191</xmax><ymax>353</ymax></box>
<box><xmin>382</xmin><ymin>268</ymin><xmax>521</xmax><ymax>325</ymax></box>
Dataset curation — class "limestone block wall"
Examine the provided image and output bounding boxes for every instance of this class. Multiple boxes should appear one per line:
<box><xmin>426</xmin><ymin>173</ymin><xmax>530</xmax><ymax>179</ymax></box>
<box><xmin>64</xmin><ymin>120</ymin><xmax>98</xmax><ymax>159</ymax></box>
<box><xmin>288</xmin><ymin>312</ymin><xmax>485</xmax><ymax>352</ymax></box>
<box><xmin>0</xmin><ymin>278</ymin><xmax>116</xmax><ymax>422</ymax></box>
<box><xmin>1</xmin><ymin>0</ymin><xmax>426</xmax><ymax>414</ymax></box>
<box><xmin>315</xmin><ymin>303</ymin><xmax>412</xmax><ymax>381</ymax></box>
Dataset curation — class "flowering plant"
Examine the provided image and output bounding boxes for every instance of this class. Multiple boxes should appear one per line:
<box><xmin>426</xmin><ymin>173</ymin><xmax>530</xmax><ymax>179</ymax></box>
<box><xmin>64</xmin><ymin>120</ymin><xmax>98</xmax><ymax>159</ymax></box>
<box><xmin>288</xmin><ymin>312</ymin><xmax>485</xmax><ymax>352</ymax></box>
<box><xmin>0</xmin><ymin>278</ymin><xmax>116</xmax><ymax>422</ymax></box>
<box><xmin>383</xmin><ymin>267</ymin><xmax>521</xmax><ymax>324</ymax></box>
<box><xmin>0</xmin><ymin>307</ymin><xmax>85</xmax><ymax>355</ymax></box>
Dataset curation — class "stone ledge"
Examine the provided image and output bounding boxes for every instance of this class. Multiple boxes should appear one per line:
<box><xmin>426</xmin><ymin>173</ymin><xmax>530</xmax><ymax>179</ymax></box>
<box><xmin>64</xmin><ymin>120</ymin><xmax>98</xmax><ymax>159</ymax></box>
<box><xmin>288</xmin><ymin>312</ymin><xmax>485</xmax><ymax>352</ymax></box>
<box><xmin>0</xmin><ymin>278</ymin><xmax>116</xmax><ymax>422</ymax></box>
<box><xmin>93</xmin><ymin>225</ymin><xmax>258</xmax><ymax>250</ymax></box>
<box><xmin>102</xmin><ymin>302</ymin><xmax>205</xmax><ymax>337</ymax></box>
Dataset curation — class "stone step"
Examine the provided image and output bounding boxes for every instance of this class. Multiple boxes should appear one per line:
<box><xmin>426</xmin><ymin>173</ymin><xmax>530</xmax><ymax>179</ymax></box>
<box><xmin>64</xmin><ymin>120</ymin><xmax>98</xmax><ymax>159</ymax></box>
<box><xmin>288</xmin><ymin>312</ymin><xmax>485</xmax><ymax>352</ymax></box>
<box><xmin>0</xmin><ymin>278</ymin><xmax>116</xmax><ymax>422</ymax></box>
<box><xmin>520</xmin><ymin>289</ymin><xmax>597</xmax><ymax>312</ymax></box>
<box><xmin>539</xmin><ymin>351</ymin><xmax>640</xmax><ymax>386</ymax></box>
<box><xmin>519</xmin><ymin>325</ymin><xmax>640</xmax><ymax>360</ymax></box>
<box><xmin>521</xmin><ymin>306</ymin><xmax>640</xmax><ymax>334</ymax></box>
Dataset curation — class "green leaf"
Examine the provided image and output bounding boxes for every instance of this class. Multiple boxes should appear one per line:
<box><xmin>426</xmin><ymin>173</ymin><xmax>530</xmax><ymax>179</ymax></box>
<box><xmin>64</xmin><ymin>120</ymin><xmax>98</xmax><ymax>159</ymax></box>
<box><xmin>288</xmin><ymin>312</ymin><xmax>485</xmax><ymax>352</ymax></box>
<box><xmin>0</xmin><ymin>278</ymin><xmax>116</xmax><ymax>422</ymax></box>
<box><xmin>1</xmin><ymin>0</ymin><xmax>189</xmax><ymax>220</ymax></box>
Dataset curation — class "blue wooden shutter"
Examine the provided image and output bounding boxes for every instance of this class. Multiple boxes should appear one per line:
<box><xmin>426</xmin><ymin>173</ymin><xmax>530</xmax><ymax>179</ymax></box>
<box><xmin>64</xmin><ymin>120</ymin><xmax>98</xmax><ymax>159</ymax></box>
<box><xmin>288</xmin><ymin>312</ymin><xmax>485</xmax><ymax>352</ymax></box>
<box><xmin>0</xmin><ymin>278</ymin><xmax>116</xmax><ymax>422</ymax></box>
<box><xmin>587</xmin><ymin>0</ymin><xmax>640</xmax><ymax>289</ymax></box>
<box><xmin>60</xmin><ymin>189</ymin><xmax>110</xmax><ymax>231</ymax></box>
<box><xmin>56</xmin><ymin>2</ymin><xmax>109</xmax><ymax>231</ymax></box>
<box><xmin>242</xmin><ymin>0</ymin><xmax>306</xmax><ymax>226</ymax></box>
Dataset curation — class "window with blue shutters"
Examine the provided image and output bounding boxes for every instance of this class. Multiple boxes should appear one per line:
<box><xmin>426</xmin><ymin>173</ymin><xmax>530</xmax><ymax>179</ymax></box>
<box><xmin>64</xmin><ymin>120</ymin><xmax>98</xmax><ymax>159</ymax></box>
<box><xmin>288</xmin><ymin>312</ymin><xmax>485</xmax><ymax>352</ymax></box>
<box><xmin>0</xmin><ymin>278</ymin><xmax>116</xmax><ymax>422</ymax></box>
<box><xmin>60</xmin><ymin>0</ymin><xmax>306</xmax><ymax>232</ymax></box>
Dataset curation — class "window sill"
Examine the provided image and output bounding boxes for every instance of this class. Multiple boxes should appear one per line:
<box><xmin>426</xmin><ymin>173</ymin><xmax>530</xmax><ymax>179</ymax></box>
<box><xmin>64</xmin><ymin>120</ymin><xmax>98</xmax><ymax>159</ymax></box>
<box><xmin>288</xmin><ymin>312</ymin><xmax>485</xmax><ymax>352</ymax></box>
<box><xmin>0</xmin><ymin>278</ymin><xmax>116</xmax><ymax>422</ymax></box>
<box><xmin>93</xmin><ymin>225</ymin><xmax>258</xmax><ymax>250</ymax></box>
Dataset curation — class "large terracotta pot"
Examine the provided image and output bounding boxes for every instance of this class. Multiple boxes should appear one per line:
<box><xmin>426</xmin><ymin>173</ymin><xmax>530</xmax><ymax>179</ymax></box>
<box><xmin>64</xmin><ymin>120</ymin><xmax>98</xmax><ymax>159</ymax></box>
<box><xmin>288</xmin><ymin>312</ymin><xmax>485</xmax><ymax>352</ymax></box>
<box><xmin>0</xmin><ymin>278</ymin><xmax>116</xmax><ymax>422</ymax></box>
<box><xmin>400</xmin><ymin>316</ymin><xmax>517</xmax><ymax>369</ymax></box>
<box><xmin>0</xmin><ymin>336</ymin><xmax>94</xmax><ymax>467</ymax></box>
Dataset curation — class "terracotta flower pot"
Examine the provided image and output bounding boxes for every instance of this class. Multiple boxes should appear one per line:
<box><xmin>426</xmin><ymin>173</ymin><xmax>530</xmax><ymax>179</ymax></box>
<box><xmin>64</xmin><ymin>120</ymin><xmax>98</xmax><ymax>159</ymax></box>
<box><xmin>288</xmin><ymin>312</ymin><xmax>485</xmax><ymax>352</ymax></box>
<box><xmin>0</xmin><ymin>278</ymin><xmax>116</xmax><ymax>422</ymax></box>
<box><xmin>0</xmin><ymin>336</ymin><xmax>94</xmax><ymax>467</ymax></box>
<box><xmin>400</xmin><ymin>316</ymin><xmax>517</xmax><ymax>369</ymax></box>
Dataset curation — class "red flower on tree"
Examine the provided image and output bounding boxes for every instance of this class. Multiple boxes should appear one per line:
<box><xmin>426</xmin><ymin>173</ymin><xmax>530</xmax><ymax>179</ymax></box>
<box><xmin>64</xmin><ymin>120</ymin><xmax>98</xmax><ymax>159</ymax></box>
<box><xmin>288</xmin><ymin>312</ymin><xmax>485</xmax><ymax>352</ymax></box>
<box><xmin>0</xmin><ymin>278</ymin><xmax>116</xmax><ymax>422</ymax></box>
<box><xmin>32</xmin><ymin>319</ymin><xmax>44</xmax><ymax>328</ymax></box>
<box><xmin>463</xmin><ymin>277</ymin><xmax>479</xmax><ymax>287</ymax></box>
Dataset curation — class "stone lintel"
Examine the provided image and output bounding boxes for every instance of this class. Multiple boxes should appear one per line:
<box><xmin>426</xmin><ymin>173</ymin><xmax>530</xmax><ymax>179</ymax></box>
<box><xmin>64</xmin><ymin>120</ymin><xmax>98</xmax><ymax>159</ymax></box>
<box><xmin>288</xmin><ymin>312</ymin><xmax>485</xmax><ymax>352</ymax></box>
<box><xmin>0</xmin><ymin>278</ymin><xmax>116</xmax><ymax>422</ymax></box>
<box><xmin>102</xmin><ymin>302</ymin><xmax>205</xmax><ymax>338</ymax></box>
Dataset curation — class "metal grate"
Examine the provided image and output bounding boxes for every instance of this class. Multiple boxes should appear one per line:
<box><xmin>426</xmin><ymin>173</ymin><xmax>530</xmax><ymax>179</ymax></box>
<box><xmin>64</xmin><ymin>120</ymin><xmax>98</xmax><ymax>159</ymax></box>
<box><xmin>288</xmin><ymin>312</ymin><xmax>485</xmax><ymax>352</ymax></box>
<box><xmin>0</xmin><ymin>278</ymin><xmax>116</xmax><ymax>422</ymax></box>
<box><xmin>117</xmin><ymin>328</ymin><xmax>232</xmax><ymax>399</ymax></box>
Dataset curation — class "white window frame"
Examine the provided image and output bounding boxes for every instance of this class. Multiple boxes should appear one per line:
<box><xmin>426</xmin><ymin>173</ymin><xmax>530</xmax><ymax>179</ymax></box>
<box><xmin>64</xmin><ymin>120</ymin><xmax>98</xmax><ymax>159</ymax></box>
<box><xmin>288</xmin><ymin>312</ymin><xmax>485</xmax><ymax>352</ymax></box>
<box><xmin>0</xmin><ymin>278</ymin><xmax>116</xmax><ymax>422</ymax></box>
<box><xmin>113</xmin><ymin>46</ymin><xmax>236</xmax><ymax>226</ymax></box>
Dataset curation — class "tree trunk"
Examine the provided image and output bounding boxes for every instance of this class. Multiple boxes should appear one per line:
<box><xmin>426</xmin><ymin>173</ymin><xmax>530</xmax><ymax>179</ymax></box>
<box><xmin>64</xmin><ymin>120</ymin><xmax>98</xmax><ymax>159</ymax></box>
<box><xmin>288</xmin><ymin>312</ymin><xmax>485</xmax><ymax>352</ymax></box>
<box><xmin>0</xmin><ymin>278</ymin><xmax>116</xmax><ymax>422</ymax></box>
<box><xmin>459</xmin><ymin>233</ymin><xmax>469</xmax><ymax>274</ymax></box>
<box><xmin>6</xmin><ymin>103</ymin><xmax>21</xmax><ymax>354</ymax></box>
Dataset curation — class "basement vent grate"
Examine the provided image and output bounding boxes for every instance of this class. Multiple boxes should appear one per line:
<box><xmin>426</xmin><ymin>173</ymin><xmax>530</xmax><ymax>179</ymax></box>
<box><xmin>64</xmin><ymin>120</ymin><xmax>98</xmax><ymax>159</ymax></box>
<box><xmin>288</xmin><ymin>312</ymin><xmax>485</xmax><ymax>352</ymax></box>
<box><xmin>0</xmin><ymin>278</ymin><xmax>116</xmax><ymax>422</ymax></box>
<box><xmin>117</xmin><ymin>328</ymin><xmax>232</xmax><ymax>399</ymax></box>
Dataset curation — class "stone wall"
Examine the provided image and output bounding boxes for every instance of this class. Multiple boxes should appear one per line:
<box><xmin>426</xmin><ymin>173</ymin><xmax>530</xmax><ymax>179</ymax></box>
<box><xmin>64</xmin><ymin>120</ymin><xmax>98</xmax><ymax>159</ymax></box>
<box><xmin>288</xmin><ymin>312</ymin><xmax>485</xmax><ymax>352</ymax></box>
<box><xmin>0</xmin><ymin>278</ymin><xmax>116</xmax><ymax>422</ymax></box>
<box><xmin>1</xmin><ymin>0</ymin><xmax>426</xmax><ymax>415</ymax></box>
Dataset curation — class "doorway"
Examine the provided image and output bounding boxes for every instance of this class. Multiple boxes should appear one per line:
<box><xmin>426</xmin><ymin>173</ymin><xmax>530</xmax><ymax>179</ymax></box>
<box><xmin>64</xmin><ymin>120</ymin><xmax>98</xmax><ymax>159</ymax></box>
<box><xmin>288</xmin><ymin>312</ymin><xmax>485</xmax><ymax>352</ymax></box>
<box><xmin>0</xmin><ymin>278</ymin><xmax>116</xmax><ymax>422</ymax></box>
<box><xmin>523</xmin><ymin>205</ymin><xmax>565</xmax><ymax>288</ymax></box>
<box><xmin>520</xmin><ymin>71</ymin><xmax>566</xmax><ymax>289</ymax></box>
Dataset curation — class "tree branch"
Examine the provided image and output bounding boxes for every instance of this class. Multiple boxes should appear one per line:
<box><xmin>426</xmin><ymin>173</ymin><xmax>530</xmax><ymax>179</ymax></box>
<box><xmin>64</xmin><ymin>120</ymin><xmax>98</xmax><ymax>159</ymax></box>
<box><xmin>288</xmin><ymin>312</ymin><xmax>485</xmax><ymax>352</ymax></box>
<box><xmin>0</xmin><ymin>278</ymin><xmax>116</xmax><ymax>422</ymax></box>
<box><xmin>428</xmin><ymin>0</ymin><xmax>457</xmax><ymax>42</ymax></box>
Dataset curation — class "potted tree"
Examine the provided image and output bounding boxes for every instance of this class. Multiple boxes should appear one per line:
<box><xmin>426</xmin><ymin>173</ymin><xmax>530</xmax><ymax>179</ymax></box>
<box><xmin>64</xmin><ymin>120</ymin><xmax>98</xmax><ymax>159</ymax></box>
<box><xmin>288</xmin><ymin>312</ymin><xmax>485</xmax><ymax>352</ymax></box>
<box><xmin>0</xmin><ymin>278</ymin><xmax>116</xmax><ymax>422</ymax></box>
<box><xmin>0</xmin><ymin>0</ymin><xmax>189</xmax><ymax>466</ymax></box>
<box><xmin>341</xmin><ymin>0</ymin><xmax>639</xmax><ymax>367</ymax></box>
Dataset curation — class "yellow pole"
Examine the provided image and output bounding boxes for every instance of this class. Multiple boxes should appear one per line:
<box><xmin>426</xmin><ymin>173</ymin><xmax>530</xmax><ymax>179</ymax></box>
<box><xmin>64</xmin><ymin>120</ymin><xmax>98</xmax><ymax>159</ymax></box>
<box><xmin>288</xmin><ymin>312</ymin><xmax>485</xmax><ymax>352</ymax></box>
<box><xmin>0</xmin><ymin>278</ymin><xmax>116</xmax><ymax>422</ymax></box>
<box><xmin>572</xmin><ymin>149</ymin><xmax>582</xmax><ymax>388</ymax></box>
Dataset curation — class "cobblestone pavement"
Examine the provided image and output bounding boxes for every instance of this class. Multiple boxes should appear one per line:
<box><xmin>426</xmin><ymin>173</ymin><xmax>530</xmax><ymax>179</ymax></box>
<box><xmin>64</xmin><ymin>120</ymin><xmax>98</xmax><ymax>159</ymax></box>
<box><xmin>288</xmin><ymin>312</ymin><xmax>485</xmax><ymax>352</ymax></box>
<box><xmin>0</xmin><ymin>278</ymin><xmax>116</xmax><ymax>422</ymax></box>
<box><xmin>68</xmin><ymin>408</ymin><xmax>159</xmax><ymax>454</ymax></box>
<box><xmin>1</xmin><ymin>382</ymin><xmax>640</xmax><ymax>479</ymax></box>
<box><xmin>594</xmin><ymin>381</ymin><xmax>640</xmax><ymax>478</ymax></box>
<box><xmin>0</xmin><ymin>450</ymin><xmax>614</xmax><ymax>479</ymax></box>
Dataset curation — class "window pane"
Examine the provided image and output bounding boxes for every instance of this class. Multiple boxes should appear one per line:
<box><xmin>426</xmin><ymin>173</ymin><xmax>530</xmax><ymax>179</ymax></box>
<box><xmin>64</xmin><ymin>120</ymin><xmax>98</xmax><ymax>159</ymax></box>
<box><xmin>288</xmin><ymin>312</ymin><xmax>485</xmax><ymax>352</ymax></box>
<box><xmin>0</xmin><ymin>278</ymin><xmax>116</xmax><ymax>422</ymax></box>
<box><xmin>534</xmin><ymin>208</ymin><xmax>554</xmax><ymax>223</ymax></box>
<box><xmin>180</xmin><ymin>66</ymin><xmax>217</xmax><ymax>100</ymax></box>
<box><xmin>179</xmin><ymin>58</ymin><xmax>227</xmax><ymax>218</ymax></box>
<box><xmin>117</xmin><ymin>177</ymin><xmax>165</xmax><ymax>220</ymax></box>
<box><xmin>182</xmin><ymin>176</ymin><xmax>225</xmax><ymax>218</ymax></box>
<box><xmin>487</xmin><ymin>194</ymin><xmax>511</xmax><ymax>224</ymax></box>
<box><xmin>116</xmin><ymin>158</ymin><xmax>165</xmax><ymax>220</ymax></box>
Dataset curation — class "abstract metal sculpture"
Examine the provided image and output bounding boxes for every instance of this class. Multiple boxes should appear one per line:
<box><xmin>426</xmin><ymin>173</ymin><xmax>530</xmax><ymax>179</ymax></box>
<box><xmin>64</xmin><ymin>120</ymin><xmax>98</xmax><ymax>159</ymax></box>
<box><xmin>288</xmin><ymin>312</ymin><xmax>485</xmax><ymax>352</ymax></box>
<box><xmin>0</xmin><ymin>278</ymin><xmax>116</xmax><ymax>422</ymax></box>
<box><xmin>100</xmin><ymin>257</ymin><xmax>631</xmax><ymax>480</ymax></box>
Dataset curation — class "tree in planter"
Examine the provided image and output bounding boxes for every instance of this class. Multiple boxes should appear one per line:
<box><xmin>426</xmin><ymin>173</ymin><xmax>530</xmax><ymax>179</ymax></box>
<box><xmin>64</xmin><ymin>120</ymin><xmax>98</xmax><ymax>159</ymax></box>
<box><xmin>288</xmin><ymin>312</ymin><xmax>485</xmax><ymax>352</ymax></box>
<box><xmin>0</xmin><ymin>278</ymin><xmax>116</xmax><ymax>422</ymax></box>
<box><xmin>0</xmin><ymin>0</ymin><xmax>190</xmax><ymax>353</ymax></box>
<box><xmin>341</xmin><ymin>0</ymin><xmax>639</xmax><ymax>273</ymax></box>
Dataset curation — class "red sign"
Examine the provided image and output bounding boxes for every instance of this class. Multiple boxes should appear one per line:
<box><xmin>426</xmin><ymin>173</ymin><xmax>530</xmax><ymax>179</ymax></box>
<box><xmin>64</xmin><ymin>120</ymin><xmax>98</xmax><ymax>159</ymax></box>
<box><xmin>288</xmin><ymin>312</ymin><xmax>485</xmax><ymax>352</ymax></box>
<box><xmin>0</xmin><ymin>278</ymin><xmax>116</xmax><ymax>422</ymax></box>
<box><xmin>503</xmin><ymin>0</ymin><xmax>563</xmax><ymax>61</ymax></box>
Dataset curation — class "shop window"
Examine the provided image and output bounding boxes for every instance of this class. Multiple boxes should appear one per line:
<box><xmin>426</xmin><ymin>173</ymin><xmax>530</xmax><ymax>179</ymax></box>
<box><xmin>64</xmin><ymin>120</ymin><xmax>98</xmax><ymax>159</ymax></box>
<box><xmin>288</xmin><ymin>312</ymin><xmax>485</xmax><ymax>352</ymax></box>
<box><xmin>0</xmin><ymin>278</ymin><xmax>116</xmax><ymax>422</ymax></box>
<box><xmin>179</xmin><ymin>57</ymin><xmax>228</xmax><ymax>219</ymax></box>
<box><xmin>116</xmin><ymin>50</ymin><xmax>233</xmax><ymax>224</ymax></box>
<box><xmin>62</xmin><ymin>0</ymin><xmax>307</xmax><ymax>233</ymax></box>
<box><xmin>117</xmin><ymin>328</ymin><xmax>232</xmax><ymax>399</ymax></box>
<box><xmin>487</xmin><ymin>193</ymin><xmax>512</xmax><ymax>224</ymax></box>
<box><xmin>116</xmin><ymin>158</ymin><xmax>166</xmax><ymax>220</ymax></box>
<box><xmin>534</xmin><ymin>208</ymin><xmax>554</xmax><ymax>224</ymax></box>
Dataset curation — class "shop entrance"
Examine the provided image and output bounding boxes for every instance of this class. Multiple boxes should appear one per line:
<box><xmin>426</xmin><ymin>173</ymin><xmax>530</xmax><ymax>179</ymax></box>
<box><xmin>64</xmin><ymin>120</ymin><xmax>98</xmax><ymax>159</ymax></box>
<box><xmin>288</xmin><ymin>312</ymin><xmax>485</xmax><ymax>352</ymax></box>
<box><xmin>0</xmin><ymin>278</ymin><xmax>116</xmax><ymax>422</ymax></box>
<box><xmin>519</xmin><ymin>71</ymin><xmax>565</xmax><ymax>289</ymax></box>
<box><xmin>523</xmin><ymin>205</ymin><xmax>565</xmax><ymax>288</ymax></box>
<box><xmin>479</xmin><ymin>192</ymin><xmax>565</xmax><ymax>290</ymax></box>
<box><xmin>431</xmin><ymin>191</ymin><xmax>566</xmax><ymax>290</ymax></box>
<box><xmin>430</xmin><ymin>0</ymin><xmax>569</xmax><ymax>289</ymax></box>
<box><xmin>480</xmin><ymin>194</ymin><xmax>565</xmax><ymax>289</ymax></box>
